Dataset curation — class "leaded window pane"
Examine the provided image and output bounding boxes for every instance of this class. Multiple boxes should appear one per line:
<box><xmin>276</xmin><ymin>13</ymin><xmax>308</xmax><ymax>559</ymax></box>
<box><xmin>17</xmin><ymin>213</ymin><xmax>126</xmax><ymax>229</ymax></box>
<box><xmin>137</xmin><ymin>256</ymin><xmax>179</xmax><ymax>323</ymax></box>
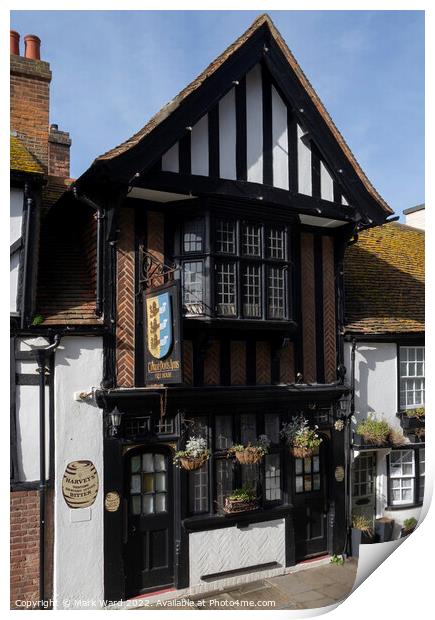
<box><xmin>264</xmin><ymin>414</ymin><xmax>280</xmax><ymax>444</ymax></box>
<box><xmin>215</xmin><ymin>416</ymin><xmax>233</xmax><ymax>450</ymax></box>
<box><xmin>242</xmin><ymin>224</ymin><xmax>261</xmax><ymax>256</ymax></box>
<box><xmin>216</xmin><ymin>262</ymin><xmax>236</xmax><ymax>316</ymax></box>
<box><xmin>189</xmin><ymin>464</ymin><xmax>209</xmax><ymax>513</ymax></box>
<box><xmin>183</xmin><ymin>261</ymin><xmax>204</xmax><ymax>315</ymax></box>
<box><xmin>419</xmin><ymin>448</ymin><xmax>425</xmax><ymax>502</ymax></box>
<box><xmin>265</xmin><ymin>454</ymin><xmax>281</xmax><ymax>501</ymax></box>
<box><xmin>241</xmin><ymin>463</ymin><xmax>259</xmax><ymax>493</ymax></box>
<box><xmin>268</xmin><ymin>266</ymin><xmax>286</xmax><ymax>319</ymax></box>
<box><xmin>389</xmin><ymin>449</ymin><xmax>416</xmax><ymax>505</ymax></box>
<box><xmin>215</xmin><ymin>459</ymin><xmax>233</xmax><ymax>513</ymax></box>
<box><xmin>243</xmin><ymin>265</ymin><xmax>261</xmax><ymax>318</ymax></box>
<box><xmin>216</xmin><ymin>220</ymin><xmax>236</xmax><ymax>254</ymax></box>
<box><xmin>183</xmin><ymin>218</ymin><xmax>204</xmax><ymax>253</ymax></box>
<box><xmin>240</xmin><ymin>414</ymin><xmax>256</xmax><ymax>444</ymax></box>
<box><xmin>268</xmin><ymin>227</ymin><xmax>285</xmax><ymax>259</ymax></box>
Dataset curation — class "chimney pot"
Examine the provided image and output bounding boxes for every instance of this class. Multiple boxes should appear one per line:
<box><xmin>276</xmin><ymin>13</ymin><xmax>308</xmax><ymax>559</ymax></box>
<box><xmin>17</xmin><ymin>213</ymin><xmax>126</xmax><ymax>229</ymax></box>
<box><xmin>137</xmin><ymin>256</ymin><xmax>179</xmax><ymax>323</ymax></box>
<box><xmin>10</xmin><ymin>30</ymin><xmax>20</xmax><ymax>55</ymax></box>
<box><xmin>24</xmin><ymin>34</ymin><xmax>41</xmax><ymax>60</ymax></box>
<box><xmin>50</xmin><ymin>123</ymin><xmax>59</xmax><ymax>131</ymax></box>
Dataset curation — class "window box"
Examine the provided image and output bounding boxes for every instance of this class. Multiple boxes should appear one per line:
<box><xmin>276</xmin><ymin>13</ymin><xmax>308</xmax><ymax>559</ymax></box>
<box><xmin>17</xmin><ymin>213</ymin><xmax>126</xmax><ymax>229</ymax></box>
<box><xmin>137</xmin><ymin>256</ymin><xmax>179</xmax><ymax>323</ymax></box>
<box><xmin>397</xmin><ymin>410</ymin><xmax>425</xmax><ymax>432</ymax></box>
<box><xmin>223</xmin><ymin>497</ymin><xmax>260</xmax><ymax>515</ymax></box>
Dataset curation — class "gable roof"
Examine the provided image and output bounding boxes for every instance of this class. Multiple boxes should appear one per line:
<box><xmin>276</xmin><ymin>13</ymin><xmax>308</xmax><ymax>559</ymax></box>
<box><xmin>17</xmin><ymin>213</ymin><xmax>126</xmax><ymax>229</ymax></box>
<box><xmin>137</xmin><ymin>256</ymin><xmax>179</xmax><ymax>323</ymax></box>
<box><xmin>82</xmin><ymin>13</ymin><xmax>391</xmax><ymax>216</ymax></box>
<box><xmin>344</xmin><ymin>222</ymin><xmax>424</xmax><ymax>335</ymax></box>
<box><xmin>10</xmin><ymin>134</ymin><xmax>44</xmax><ymax>175</ymax></box>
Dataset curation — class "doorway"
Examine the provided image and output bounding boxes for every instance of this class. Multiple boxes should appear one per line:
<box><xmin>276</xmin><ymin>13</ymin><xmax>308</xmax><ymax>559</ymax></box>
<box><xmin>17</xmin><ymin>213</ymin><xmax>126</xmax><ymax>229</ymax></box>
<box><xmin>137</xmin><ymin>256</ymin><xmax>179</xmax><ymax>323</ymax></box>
<box><xmin>123</xmin><ymin>446</ymin><xmax>174</xmax><ymax>597</ymax></box>
<box><xmin>352</xmin><ymin>451</ymin><xmax>377</xmax><ymax>527</ymax></box>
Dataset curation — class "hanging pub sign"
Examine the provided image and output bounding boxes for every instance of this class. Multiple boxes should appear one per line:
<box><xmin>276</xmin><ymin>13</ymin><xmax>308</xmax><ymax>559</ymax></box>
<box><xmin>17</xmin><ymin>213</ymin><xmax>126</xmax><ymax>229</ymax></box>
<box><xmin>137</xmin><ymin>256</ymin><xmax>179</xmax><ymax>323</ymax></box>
<box><xmin>144</xmin><ymin>281</ymin><xmax>182</xmax><ymax>384</ymax></box>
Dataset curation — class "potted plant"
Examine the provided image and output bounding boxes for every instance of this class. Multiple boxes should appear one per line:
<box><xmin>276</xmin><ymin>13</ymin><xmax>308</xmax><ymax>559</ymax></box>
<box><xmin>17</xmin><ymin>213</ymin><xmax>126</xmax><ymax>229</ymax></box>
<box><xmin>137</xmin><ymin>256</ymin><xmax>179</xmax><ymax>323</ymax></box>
<box><xmin>227</xmin><ymin>435</ymin><xmax>270</xmax><ymax>465</ymax></box>
<box><xmin>399</xmin><ymin>407</ymin><xmax>425</xmax><ymax>431</ymax></box>
<box><xmin>351</xmin><ymin>514</ymin><xmax>374</xmax><ymax>557</ymax></box>
<box><xmin>223</xmin><ymin>485</ymin><xmax>259</xmax><ymax>514</ymax></box>
<box><xmin>388</xmin><ymin>428</ymin><xmax>406</xmax><ymax>447</ymax></box>
<box><xmin>281</xmin><ymin>415</ymin><xmax>322</xmax><ymax>458</ymax></box>
<box><xmin>356</xmin><ymin>415</ymin><xmax>390</xmax><ymax>446</ymax></box>
<box><xmin>375</xmin><ymin>517</ymin><xmax>395</xmax><ymax>542</ymax></box>
<box><xmin>401</xmin><ymin>517</ymin><xmax>418</xmax><ymax>537</ymax></box>
<box><xmin>173</xmin><ymin>436</ymin><xmax>210</xmax><ymax>471</ymax></box>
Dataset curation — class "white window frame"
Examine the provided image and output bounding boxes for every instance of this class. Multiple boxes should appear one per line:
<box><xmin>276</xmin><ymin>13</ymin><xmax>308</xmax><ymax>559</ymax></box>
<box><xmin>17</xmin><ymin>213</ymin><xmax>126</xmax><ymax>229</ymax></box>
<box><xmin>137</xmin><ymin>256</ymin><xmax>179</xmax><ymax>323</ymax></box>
<box><xmin>389</xmin><ymin>449</ymin><xmax>415</xmax><ymax>506</ymax></box>
<box><xmin>399</xmin><ymin>346</ymin><xmax>425</xmax><ymax>409</ymax></box>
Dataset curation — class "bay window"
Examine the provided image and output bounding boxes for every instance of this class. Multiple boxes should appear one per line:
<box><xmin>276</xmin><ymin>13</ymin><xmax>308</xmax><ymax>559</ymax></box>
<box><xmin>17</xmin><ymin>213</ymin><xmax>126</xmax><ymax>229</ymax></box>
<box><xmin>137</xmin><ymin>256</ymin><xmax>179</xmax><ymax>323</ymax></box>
<box><xmin>178</xmin><ymin>214</ymin><xmax>292</xmax><ymax>321</ymax></box>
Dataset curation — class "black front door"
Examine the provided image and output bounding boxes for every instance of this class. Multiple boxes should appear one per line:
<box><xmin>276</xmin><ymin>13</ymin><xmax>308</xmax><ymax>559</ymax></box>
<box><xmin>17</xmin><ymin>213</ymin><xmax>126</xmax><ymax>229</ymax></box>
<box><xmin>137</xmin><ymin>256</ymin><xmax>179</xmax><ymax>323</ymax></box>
<box><xmin>124</xmin><ymin>446</ymin><xmax>174</xmax><ymax>597</ymax></box>
<box><xmin>292</xmin><ymin>438</ymin><xmax>329</xmax><ymax>560</ymax></box>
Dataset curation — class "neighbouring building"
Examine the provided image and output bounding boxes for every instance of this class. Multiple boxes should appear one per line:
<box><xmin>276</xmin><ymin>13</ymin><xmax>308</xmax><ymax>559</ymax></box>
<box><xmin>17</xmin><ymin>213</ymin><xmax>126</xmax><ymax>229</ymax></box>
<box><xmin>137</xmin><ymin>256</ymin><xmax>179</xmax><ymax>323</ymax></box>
<box><xmin>11</xmin><ymin>14</ymin><xmax>398</xmax><ymax>608</ymax></box>
<box><xmin>403</xmin><ymin>203</ymin><xmax>425</xmax><ymax>230</ymax></box>
<box><xmin>344</xmin><ymin>219</ymin><xmax>425</xmax><ymax>539</ymax></box>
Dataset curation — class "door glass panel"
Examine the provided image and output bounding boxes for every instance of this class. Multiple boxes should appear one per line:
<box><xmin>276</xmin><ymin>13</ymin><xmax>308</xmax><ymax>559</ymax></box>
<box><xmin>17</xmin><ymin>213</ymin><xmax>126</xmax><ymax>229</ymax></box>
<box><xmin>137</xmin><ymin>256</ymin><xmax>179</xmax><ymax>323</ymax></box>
<box><xmin>143</xmin><ymin>473</ymin><xmax>154</xmax><ymax>493</ymax></box>
<box><xmin>154</xmin><ymin>454</ymin><xmax>166</xmax><ymax>471</ymax></box>
<box><xmin>142</xmin><ymin>453</ymin><xmax>154</xmax><ymax>472</ymax></box>
<box><xmin>143</xmin><ymin>495</ymin><xmax>154</xmax><ymax>515</ymax></box>
<box><xmin>295</xmin><ymin>476</ymin><xmax>303</xmax><ymax>493</ymax></box>
<box><xmin>313</xmin><ymin>456</ymin><xmax>320</xmax><ymax>473</ymax></box>
<box><xmin>313</xmin><ymin>474</ymin><xmax>321</xmax><ymax>491</ymax></box>
<box><xmin>304</xmin><ymin>475</ymin><xmax>312</xmax><ymax>492</ymax></box>
<box><xmin>295</xmin><ymin>459</ymin><xmax>303</xmax><ymax>475</ymax></box>
<box><xmin>155</xmin><ymin>472</ymin><xmax>166</xmax><ymax>492</ymax></box>
<box><xmin>155</xmin><ymin>493</ymin><xmax>167</xmax><ymax>513</ymax></box>
<box><xmin>130</xmin><ymin>474</ymin><xmax>141</xmax><ymax>494</ymax></box>
<box><xmin>131</xmin><ymin>495</ymin><xmax>141</xmax><ymax>515</ymax></box>
<box><xmin>304</xmin><ymin>458</ymin><xmax>312</xmax><ymax>473</ymax></box>
<box><xmin>131</xmin><ymin>455</ymin><xmax>141</xmax><ymax>473</ymax></box>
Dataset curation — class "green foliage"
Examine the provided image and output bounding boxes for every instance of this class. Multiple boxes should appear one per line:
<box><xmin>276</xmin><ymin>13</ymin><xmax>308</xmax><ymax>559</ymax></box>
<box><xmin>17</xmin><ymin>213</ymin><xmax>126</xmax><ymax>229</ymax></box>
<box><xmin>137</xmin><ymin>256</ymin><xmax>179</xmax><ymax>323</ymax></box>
<box><xmin>227</xmin><ymin>435</ymin><xmax>270</xmax><ymax>458</ymax></box>
<box><xmin>31</xmin><ymin>314</ymin><xmax>44</xmax><ymax>326</ymax></box>
<box><xmin>228</xmin><ymin>485</ymin><xmax>257</xmax><ymax>502</ymax></box>
<box><xmin>330</xmin><ymin>554</ymin><xmax>344</xmax><ymax>566</ymax></box>
<box><xmin>356</xmin><ymin>415</ymin><xmax>390</xmax><ymax>445</ymax></box>
<box><xmin>281</xmin><ymin>416</ymin><xmax>322</xmax><ymax>450</ymax></box>
<box><xmin>352</xmin><ymin>514</ymin><xmax>373</xmax><ymax>535</ymax></box>
<box><xmin>403</xmin><ymin>517</ymin><xmax>417</xmax><ymax>531</ymax></box>
<box><xmin>405</xmin><ymin>407</ymin><xmax>425</xmax><ymax>419</ymax></box>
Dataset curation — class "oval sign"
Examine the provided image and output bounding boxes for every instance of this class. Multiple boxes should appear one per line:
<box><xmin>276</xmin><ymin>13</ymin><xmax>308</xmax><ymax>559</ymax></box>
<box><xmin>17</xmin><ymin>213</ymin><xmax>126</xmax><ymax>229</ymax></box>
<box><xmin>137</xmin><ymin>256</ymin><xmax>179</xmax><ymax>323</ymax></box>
<box><xmin>335</xmin><ymin>465</ymin><xmax>345</xmax><ymax>483</ymax></box>
<box><xmin>105</xmin><ymin>491</ymin><xmax>121</xmax><ymax>513</ymax></box>
<box><xmin>62</xmin><ymin>460</ymin><xmax>99</xmax><ymax>509</ymax></box>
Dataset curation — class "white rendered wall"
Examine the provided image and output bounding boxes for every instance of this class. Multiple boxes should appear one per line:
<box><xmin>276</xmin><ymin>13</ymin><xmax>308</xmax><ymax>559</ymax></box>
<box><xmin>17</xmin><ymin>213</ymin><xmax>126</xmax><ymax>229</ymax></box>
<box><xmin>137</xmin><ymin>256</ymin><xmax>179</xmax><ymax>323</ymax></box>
<box><xmin>10</xmin><ymin>252</ymin><xmax>20</xmax><ymax>313</ymax></box>
<box><xmin>14</xmin><ymin>337</ymin><xmax>51</xmax><ymax>481</ymax></box>
<box><xmin>219</xmin><ymin>88</ymin><xmax>237</xmax><ymax>180</ymax></box>
<box><xmin>191</xmin><ymin>114</ymin><xmax>209</xmax><ymax>177</ymax></box>
<box><xmin>161</xmin><ymin>142</ymin><xmax>179</xmax><ymax>173</ymax></box>
<box><xmin>53</xmin><ymin>336</ymin><xmax>104</xmax><ymax>609</ymax></box>
<box><xmin>297</xmin><ymin>124</ymin><xmax>312</xmax><ymax>196</ymax></box>
<box><xmin>246</xmin><ymin>64</ymin><xmax>263</xmax><ymax>184</ymax></box>
<box><xmin>189</xmin><ymin>519</ymin><xmax>285</xmax><ymax>587</ymax></box>
<box><xmin>10</xmin><ymin>188</ymin><xmax>23</xmax><ymax>245</ymax></box>
<box><xmin>271</xmin><ymin>85</ymin><xmax>289</xmax><ymax>190</ymax></box>
<box><xmin>405</xmin><ymin>209</ymin><xmax>425</xmax><ymax>230</ymax></box>
<box><xmin>343</xmin><ymin>341</ymin><xmax>399</xmax><ymax>427</ymax></box>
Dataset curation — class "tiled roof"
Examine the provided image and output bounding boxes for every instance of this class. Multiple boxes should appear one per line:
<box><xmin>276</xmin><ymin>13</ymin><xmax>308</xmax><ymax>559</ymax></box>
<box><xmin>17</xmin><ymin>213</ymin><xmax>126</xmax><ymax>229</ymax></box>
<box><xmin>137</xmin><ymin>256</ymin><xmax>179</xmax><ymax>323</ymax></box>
<box><xmin>92</xmin><ymin>14</ymin><xmax>391</xmax><ymax>215</ymax></box>
<box><xmin>344</xmin><ymin>222</ymin><xmax>424</xmax><ymax>334</ymax></box>
<box><xmin>42</xmin><ymin>175</ymin><xmax>74</xmax><ymax>212</ymax></box>
<box><xmin>10</xmin><ymin>135</ymin><xmax>44</xmax><ymax>174</ymax></box>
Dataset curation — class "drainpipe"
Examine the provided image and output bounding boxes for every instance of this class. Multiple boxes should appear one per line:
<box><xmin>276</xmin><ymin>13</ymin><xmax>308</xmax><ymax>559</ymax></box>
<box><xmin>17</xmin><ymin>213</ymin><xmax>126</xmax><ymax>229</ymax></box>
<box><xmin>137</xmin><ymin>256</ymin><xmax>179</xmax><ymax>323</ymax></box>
<box><xmin>345</xmin><ymin>338</ymin><xmax>357</xmax><ymax>554</ymax></box>
<box><xmin>72</xmin><ymin>187</ymin><xmax>104</xmax><ymax>317</ymax></box>
<box><xmin>20</xmin><ymin>184</ymin><xmax>33</xmax><ymax>329</ymax></box>
<box><xmin>32</xmin><ymin>334</ymin><xmax>61</xmax><ymax>608</ymax></box>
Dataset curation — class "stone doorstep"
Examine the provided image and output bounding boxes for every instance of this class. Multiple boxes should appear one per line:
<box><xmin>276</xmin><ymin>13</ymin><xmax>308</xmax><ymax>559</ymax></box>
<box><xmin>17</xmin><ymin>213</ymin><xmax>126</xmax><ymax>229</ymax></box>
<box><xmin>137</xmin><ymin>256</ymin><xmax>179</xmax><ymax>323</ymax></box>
<box><xmin>113</xmin><ymin>555</ymin><xmax>349</xmax><ymax>610</ymax></box>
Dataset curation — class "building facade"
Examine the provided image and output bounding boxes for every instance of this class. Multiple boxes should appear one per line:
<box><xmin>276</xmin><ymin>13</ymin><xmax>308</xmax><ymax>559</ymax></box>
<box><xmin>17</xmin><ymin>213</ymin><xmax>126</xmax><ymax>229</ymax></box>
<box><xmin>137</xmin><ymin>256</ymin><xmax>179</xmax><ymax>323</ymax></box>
<box><xmin>344</xmin><ymin>219</ymin><xmax>425</xmax><ymax>540</ymax></box>
<box><xmin>11</xmin><ymin>15</ymin><xmax>396</xmax><ymax>607</ymax></box>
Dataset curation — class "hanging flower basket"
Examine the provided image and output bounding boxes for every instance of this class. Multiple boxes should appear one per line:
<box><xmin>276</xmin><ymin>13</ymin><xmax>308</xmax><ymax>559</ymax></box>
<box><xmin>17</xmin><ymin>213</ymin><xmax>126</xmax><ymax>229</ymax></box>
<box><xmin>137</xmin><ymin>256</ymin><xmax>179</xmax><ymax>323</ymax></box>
<box><xmin>290</xmin><ymin>445</ymin><xmax>318</xmax><ymax>459</ymax></box>
<box><xmin>173</xmin><ymin>436</ymin><xmax>210</xmax><ymax>471</ymax></box>
<box><xmin>178</xmin><ymin>454</ymin><xmax>209</xmax><ymax>471</ymax></box>
<box><xmin>227</xmin><ymin>436</ymin><xmax>270</xmax><ymax>465</ymax></box>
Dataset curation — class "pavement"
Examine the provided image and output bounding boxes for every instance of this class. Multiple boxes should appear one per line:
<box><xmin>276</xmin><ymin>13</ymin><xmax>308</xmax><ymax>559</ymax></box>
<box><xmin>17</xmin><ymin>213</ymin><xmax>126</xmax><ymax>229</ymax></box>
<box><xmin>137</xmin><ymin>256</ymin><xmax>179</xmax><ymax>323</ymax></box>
<box><xmin>129</xmin><ymin>559</ymin><xmax>358</xmax><ymax>611</ymax></box>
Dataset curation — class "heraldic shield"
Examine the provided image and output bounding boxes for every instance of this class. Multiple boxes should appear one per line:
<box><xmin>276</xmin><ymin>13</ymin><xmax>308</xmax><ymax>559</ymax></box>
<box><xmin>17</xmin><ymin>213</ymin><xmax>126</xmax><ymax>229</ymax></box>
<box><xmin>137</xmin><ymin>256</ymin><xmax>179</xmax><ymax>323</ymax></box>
<box><xmin>146</xmin><ymin>292</ymin><xmax>173</xmax><ymax>359</ymax></box>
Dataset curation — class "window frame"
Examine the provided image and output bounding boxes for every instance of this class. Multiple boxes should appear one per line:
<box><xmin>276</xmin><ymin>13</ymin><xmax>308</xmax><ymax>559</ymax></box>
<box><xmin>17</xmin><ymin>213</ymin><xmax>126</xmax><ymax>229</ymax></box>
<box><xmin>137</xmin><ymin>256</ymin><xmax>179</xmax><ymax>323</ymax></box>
<box><xmin>398</xmin><ymin>345</ymin><xmax>425</xmax><ymax>411</ymax></box>
<box><xmin>175</xmin><ymin>211</ymin><xmax>293</xmax><ymax>322</ymax></box>
<box><xmin>387</xmin><ymin>446</ymin><xmax>425</xmax><ymax>509</ymax></box>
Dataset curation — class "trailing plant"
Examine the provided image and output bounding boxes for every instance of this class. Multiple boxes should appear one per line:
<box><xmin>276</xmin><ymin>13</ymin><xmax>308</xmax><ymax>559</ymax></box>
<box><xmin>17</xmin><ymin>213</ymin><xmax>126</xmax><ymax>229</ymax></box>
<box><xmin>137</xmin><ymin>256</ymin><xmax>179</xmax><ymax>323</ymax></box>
<box><xmin>356</xmin><ymin>415</ymin><xmax>390</xmax><ymax>446</ymax></box>
<box><xmin>388</xmin><ymin>428</ymin><xmax>406</xmax><ymax>447</ymax></box>
<box><xmin>405</xmin><ymin>407</ymin><xmax>425</xmax><ymax>419</ymax></box>
<box><xmin>352</xmin><ymin>514</ymin><xmax>373</xmax><ymax>535</ymax></box>
<box><xmin>330</xmin><ymin>554</ymin><xmax>345</xmax><ymax>566</ymax></box>
<box><xmin>31</xmin><ymin>314</ymin><xmax>44</xmax><ymax>326</ymax></box>
<box><xmin>280</xmin><ymin>416</ymin><xmax>322</xmax><ymax>453</ymax></box>
<box><xmin>403</xmin><ymin>517</ymin><xmax>417</xmax><ymax>532</ymax></box>
<box><xmin>173</xmin><ymin>436</ymin><xmax>210</xmax><ymax>470</ymax></box>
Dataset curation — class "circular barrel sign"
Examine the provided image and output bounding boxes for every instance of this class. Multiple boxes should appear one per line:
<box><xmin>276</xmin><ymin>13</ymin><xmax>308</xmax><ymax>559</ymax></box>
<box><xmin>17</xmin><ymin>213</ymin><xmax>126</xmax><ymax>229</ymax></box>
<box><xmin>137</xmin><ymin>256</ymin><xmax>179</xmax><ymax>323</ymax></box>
<box><xmin>105</xmin><ymin>491</ymin><xmax>121</xmax><ymax>513</ymax></box>
<box><xmin>62</xmin><ymin>460</ymin><xmax>99</xmax><ymax>509</ymax></box>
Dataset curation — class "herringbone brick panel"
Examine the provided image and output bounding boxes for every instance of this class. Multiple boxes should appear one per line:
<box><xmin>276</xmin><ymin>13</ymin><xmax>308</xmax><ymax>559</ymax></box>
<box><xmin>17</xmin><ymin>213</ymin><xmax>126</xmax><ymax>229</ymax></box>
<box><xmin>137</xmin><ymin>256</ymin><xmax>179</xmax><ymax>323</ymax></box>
<box><xmin>147</xmin><ymin>211</ymin><xmax>165</xmax><ymax>287</ymax></box>
<box><xmin>256</xmin><ymin>341</ymin><xmax>271</xmax><ymax>385</ymax></box>
<box><xmin>116</xmin><ymin>208</ymin><xmax>135</xmax><ymax>387</ymax></box>
<box><xmin>230</xmin><ymin>341</ymin><xmax>246</xmax><ymax>385</ymax></box>
<box><xmin>279</xmin><ymin>341</ymin><xmax>295</xmax><ymax>384</ymax></box>
<box><xmin>323</xmin><ymin>236</ymin><xmax>337</xmax><ymax>382</ymax></box>
<box><xmin>301</xmin><ymin>233</ymin><xmax>317</xmax><ymax>383</ymax></box>
<box><xmin>183</xmin><ymin>340</ymin><xmax>194</xmax><ymax>385</ymax></box>
<box><xmin>204</xmin><ymin>340</ymin><xmax>220</xmax><ymax>385</ymax></box>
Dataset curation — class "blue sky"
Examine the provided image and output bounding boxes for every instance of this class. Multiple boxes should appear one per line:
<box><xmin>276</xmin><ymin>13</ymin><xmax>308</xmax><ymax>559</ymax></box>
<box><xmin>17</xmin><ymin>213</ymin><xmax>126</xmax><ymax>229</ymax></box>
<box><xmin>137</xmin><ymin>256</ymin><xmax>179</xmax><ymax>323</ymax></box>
<box><xmin>11</xmin><ymin>10</ymin><xmax>424</xmax><ymax>217</ymax></box>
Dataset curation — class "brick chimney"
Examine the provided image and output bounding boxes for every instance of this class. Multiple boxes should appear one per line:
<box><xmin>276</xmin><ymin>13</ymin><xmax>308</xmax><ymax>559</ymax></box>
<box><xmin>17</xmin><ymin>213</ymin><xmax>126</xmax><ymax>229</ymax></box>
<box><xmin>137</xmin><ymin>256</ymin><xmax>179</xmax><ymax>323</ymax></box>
<box><xmin>10</xmin><ymin>31</ymin><xmax>71</xmax><ymax>176</ymax></box>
